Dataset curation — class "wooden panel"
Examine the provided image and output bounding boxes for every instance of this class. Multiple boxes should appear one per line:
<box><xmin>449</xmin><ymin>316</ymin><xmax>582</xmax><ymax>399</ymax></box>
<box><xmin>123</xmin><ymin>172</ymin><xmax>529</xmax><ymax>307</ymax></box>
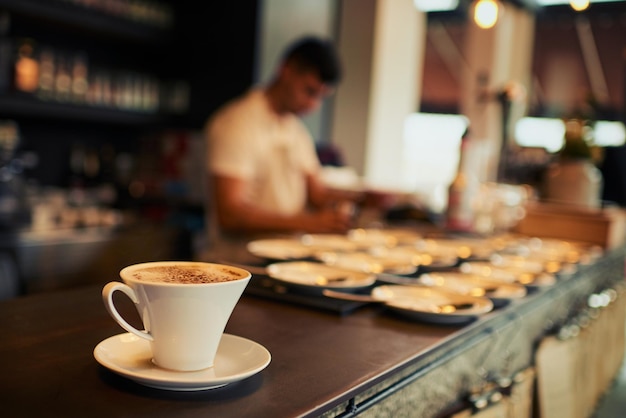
<box><xmin>514</xmin><ymin>202</ymin><xmax>626</xmax><ymax>249</ymax></box>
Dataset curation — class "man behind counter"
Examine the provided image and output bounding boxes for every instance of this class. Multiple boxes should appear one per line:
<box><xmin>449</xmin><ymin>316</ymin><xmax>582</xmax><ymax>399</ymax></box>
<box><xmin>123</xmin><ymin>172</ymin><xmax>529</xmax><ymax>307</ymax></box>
<box><xmin>204</xmin><ymin>36</ymin><xmax>388</xmax><ymax>240</ymax></box>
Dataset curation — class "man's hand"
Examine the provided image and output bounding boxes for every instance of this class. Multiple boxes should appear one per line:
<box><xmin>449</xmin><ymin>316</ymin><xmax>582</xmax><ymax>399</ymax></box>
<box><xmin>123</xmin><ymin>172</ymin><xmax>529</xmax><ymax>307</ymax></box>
<box><xmin>301</xmin><ymin>206</ymin><xmax>353</xmax><ymax>233</ymax></box>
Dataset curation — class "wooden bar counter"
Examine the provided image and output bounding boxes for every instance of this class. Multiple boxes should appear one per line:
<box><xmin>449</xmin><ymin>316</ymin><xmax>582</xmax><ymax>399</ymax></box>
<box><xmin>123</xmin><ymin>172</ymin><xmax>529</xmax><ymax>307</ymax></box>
<box><xmin>1</xmin><ymin>244</ymin><xmax>625</xmax><ymax>418</ymax></box>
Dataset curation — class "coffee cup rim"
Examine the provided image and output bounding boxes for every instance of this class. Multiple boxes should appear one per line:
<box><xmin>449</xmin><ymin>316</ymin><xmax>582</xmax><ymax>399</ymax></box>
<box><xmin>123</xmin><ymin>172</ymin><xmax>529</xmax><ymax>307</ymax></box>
<box><xmin>119</xmin><ymin>261</ymin><xmax>251</xmax><ymax>286</ymax></box>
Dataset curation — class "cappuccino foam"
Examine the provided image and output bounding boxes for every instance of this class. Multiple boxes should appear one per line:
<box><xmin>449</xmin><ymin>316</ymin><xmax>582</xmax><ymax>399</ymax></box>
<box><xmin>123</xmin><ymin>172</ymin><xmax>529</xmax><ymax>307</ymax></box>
<box><xmin>131</xmin><ymin>264</ymin><xmax>245</xmax><ymax>284</ymax></box>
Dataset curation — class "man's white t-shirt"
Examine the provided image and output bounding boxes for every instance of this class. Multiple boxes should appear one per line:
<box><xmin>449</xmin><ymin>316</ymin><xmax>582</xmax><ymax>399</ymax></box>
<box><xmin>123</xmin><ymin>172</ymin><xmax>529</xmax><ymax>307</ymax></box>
<box><xmin>206</xmin><ymin>88</ymin><xmax>320</xmax><ymax>215</ymax></box>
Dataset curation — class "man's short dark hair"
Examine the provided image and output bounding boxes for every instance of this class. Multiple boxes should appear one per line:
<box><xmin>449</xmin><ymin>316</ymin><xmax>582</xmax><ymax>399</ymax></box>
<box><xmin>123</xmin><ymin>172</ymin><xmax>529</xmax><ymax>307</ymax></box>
<box><xmin>283</xmin><ymin>36</ymin><xmax>342</xmax><ymax>85</ymax></box>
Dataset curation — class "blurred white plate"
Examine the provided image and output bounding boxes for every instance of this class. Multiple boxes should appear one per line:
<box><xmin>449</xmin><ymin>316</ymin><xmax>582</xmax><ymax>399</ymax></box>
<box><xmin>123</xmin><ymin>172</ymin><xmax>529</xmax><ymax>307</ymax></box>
<box><xmin>247</xmin><ymin>238</ymin><xmax>316</xmax><ymax>260</ymax></box>
<box><xmin>316</xmin><ymin>251</ymin><xmax>418</xmax><ymax>275</ymax></box>
<box><xmin>417</xmin><ymin>238</ymin><xmax>496</xmax><ymax>260</ymax></box>
<box><xmin>247</xmin><ymin>234</ymin><xmax>359</xmax><ymax>260</ymax></box>
<box><xmin>347</xmin><ymin>228</ymin><xmax>421</xmax><ymax>247</ymax></box>
<box><xmin>300</xmin><ymin>234</ymin><xmax>359</xmax><ymax>252</ymax></box>
<box><xmin>370</xmin><ymin>285</ymin><xmax>493</xmax><ymax>324</ymax></box>
<box><xmin>418</xmin><ymin>272</ymin><xmax>527</xmax><ymax>302</ymax></box>
<box><xmin>489</xmin><ymin>254</ymin><xmax>553</xmax><ymax>274</ymax></box>
<box><xmin>504</xmin><ymin>236</ymin><xmax>603</xmax><ymax>264</ymax></box>
<box><xmin>460</xmin><ymin>261</ymin><xmax>556</xmax><ymax>288</ymax></box>
<box><xmin>373</xmin><ymin>246</ymin><xmax>458</xmax><ymax>268</ymax></box>
<box><xmin>266</xmin><ymin>261</ymin><xmax>376</xmax><ymax>290</ymax></box>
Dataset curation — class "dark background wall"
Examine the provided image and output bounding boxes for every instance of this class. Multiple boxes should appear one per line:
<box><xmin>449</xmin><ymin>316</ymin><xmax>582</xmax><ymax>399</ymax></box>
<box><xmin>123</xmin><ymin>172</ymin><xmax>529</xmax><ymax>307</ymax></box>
<box><xmin>168</xmin><ymin>1</ymin><xmax>259</xmax><ymax>130</ymax></box>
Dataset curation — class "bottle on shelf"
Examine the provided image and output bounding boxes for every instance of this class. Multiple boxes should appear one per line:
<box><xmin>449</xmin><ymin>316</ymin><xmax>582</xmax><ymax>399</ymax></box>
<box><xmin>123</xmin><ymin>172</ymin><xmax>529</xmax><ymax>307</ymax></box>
<box><xmin>4</xmin><ymin>22</ymin><xmax>175</xmax><ymax>116</ymax></box>
<box><xmin>445</xmin><ymin>130</ymin><xmax>479</xmax><ymax>233</ymax></box>
<box><xmin>53</xmin><ymin>53</ymin><xmax>72</xmax><ymax>102</ymax></box>
<box><xmin>71</xmin><ymin>53</ymin><xmax>89</xmax><ymax>103</ymax></box>
<box><xmin>37</xmin><ymin>48</ymin><xmax>56</xmax><ymax>100</ymax></box>
<box><xmin>14</xmin><ymin>38</ymin><xmax>40</xmax><ymax>94</ymax></box>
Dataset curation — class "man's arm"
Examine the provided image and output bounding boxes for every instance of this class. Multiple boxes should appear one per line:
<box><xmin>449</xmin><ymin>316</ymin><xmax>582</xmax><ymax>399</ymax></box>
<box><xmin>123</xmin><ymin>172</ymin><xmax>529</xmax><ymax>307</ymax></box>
<box><xmin>211</xmin><ymin>174</ymin><xmax>352</xmax><ymax>234</ymax></box>
<box><xmin>306</xmin><ymin>171</ymin><xmax>396</xmax><ymax>212</ymax></box>
<box><xmin>306</xmin><ymin>171</ymin><xmax>363</xmax><ymax>209</ymax></box>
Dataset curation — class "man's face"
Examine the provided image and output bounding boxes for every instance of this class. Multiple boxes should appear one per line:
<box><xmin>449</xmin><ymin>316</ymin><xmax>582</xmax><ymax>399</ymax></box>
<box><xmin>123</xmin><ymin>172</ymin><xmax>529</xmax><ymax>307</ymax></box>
<box><xmin>281</xmin><ymin>64</ymin><xmax>334</xmax><ymax>115</ymax></box>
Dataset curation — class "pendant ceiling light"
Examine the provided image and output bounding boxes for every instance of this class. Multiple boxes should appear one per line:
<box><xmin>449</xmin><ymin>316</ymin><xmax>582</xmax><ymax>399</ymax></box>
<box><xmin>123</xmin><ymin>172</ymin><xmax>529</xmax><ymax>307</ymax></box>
<box><xmin>474</xmin><ymin>0</ymin><xmax>500</xmax><ymax>29</ymax></box>
<box><xmin>569</xmin><ymin>0</ymin><xmax>591</xmax><ymax>10</ymax></box>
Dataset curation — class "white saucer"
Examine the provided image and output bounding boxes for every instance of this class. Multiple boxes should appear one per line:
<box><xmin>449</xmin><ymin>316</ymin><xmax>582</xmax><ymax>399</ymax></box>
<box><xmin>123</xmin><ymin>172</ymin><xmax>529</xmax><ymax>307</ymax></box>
<box><xmin>94</xmin><ymin>333</ymin><xmax>271</xmax><ymax>391</ymax></box>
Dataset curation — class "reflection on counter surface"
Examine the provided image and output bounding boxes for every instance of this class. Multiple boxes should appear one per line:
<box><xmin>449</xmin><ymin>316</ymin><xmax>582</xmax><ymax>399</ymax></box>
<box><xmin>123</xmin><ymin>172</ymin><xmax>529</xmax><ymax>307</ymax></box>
<box><xmin>10</xmin><ymin>222</ymin><xmax>187</xmax><ymax>295</ymax></box>
<box><xmin>0</xmin><ymin>220</ymin><xmax>190</xmax><ymax>300</ymax></box>
<box><xmin>0</xmin><ymin>121</ymin><xmax>205</xmax><ymax>300</ymax></box>
<box><xmin>0</xmin><ymin>176</ymin><xmax>199</xmax><ymax>300</ymax></box>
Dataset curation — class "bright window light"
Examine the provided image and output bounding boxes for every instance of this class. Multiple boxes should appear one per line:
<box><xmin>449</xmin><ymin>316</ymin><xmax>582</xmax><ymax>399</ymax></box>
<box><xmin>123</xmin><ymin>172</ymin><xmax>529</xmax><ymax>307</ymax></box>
<box><xmin>404</xmin><ymin>113</ymin><xmax>469</xmax><ymax>152</ymax></box>
<box><xmin>535</xmin><ymin>0</ymin><xmax>624</xmax><ymax>5</ymax></box>
<box><xmin>593</xmin><ymin>121</ymin><xmax>626</xmax><ymax>147</ymax></box>
<box><xmin>403</xmin><ymin>113</ymin><xmax>469</xmax><ymax>211</ymax></box>
<box><xmin>514</xmin><ymin>117</ymin><xmax>566</xmax><ymax>152</ymax></box>
<box><xmin>515</xmin><ymin>117</ymin><xmax>626</xmax><ymax>150</ymax></box>
<box><xmin>413</xmin><ymin>0</ymin><xmax>459</xmax><ymax>12</ymax></box>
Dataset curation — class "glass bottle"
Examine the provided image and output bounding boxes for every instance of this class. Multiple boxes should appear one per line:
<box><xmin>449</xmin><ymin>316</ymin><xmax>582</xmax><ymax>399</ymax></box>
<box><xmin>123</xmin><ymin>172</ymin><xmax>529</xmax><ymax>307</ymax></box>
<box><xmin>445</xmin><ymin>133</ymin><xmax>479</xmax><ymax>232</ymax></box>
<box><xmin>14</xmin><ymin>38</ymin><xmax>39</xmax><ymax>94</ymax></box>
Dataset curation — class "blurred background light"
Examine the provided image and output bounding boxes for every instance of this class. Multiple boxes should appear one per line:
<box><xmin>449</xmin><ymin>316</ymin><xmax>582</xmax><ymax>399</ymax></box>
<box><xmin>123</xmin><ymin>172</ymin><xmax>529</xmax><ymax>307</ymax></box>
<box><xmin>413</xmin><ymin>0</ymin><xmax>459</xmax><ymax>12</ymax></box>
<box><xmin>474</xmin><ymin>0</ymin><xmax>500</xmax><ymax>29</ymax></box>
<box><xmin>535</xmin><ymin>0</ymin><xmax>623</xmax><ymax>5</ymax></box>
<box><xmin>403</xmin><ymin>113</ymin><xmax>470</xmax><ymax>210</ymax></box>
<box><xmin>514</xmin><ymin>117</ymin><xmax>566</xmax><ymax>152</ymax></box>
<box><xmin>514</xmin><ymin>117</ymin><xmax>626</xmax><ymax>151</ymax></box>
<box><xmin>593</xmin><ymin>121</ymin><xmax>626</xmax><ymax>147</ymax></box>
<box><xmin>569</xmin><ymin>0</ymin><xmax>591</xmax><ymax>10</ymax></box>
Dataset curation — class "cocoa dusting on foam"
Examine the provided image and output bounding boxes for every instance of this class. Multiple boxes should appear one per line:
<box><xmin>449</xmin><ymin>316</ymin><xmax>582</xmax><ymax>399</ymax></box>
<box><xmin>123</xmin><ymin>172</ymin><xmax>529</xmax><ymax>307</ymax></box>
<box><xmin>132</xmin><ymin>265</ymin><xmax>244</xmax><ymax>284</ymax></box>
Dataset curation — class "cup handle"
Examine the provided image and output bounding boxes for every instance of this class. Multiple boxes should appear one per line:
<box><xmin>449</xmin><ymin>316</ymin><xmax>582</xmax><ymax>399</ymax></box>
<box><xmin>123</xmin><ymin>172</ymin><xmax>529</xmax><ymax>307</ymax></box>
<box><xmin>102</xmin><ymin>282</ymin><xmax>153</xmax><ymax>341</ymax></box>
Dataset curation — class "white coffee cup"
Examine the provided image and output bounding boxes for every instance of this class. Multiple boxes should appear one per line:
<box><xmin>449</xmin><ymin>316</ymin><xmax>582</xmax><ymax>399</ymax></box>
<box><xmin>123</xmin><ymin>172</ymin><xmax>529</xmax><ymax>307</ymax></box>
<box><xmin>102</xmin><ymin>261</ymin><xmax>251</xmax><ymax>372</ymax></box>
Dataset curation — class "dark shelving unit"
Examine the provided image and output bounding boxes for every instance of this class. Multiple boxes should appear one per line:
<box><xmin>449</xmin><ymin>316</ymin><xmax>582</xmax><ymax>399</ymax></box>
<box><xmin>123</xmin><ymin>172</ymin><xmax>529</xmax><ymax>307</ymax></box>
<box><xmin>0</xmin><ymin>0</ymin><xmax>176</xmax><ymax>127</ymax></box>
<box><xmin>0</xmin><ymin>94</ymin><xmax>166</xmax><ymax>125</ymax></box>
<box><xmin>0</xmin><ymin>0</ymin><xmax>259</xmax><ymax>190</ymax></box>
<box><xmin>0</xmin><ymin>0</ymin><xmax>171</xmax><ymax>43</ymax></box>
<box><xmin>0</xmin><ymin>0</ymin><xmax>182</xmax><ymax>192</ymax></box>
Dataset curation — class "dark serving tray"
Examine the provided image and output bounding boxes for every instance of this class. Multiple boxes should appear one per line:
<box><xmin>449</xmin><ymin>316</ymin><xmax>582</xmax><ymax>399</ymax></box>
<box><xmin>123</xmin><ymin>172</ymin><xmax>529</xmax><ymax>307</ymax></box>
<box><xmin>244</xmin><ymin>275</ymin><xmax>369</xmax><ymax>315</ymax></box>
